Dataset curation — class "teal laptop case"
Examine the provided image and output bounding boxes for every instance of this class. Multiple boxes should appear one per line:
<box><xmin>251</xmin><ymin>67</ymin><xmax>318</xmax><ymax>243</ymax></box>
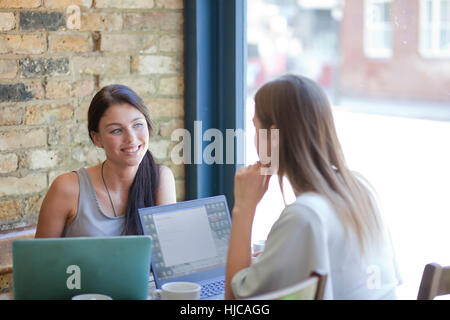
<box><xmin>12</xmin><ymin>236</ymin><xmax>152</xmax><ymax>300</ymax></box>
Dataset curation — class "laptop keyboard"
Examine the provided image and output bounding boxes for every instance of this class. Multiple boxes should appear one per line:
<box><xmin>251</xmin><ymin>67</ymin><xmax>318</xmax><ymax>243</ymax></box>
<box><xmin>200</xmin><ymin>279</ymin><xmax>225</xmax><ymax>299</ymax></box>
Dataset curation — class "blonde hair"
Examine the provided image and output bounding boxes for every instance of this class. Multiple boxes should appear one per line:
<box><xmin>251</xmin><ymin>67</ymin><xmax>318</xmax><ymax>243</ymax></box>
<box><xmin>254</xmin><ymin>74</ymin><xmax>383</xmax><ymax>255</ymax></box>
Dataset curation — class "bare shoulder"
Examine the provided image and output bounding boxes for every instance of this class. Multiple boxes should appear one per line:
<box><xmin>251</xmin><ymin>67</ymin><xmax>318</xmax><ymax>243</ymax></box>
<box><xmin>44</xmin><ymin>171</ymin><xmax>79</xmax><ymax>210</ymax></box>
<box><xmin>50</xmin><ymin>171</ymin><xmax>79</xmax><ymax>197</ymax></box>
<box><xmin>36</xmin><ymin>171</ymin><xmax>79</xmax><ymax>238</ymax></box>
<box><xmin>156</xmin><ymin>165</ymin><xmax>176</xmax><ymax>205</ymax></box>
<box><xmin>159</xmin><ymin>165</ymin><xmax>175</xmax><ymax>180</ymax></box>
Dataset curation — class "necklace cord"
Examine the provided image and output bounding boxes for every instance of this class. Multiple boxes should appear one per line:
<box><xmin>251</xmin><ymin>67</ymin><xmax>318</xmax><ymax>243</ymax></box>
<box><xmin>101</xmin><ymin>161</ymin><xmax>118</xmax><ymax>217</ymax></box>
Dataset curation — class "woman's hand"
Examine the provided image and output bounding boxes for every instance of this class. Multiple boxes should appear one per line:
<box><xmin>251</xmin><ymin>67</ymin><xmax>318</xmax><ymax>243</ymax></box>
<box><xmin>233</xmin><ymin>162</ymin><xmax>272</xmax><ymax>214</ymax></box>
<box><xmin>225</xmin><ymin>162</ymin><xmax>271</xmax><ymax>300</ymax></box>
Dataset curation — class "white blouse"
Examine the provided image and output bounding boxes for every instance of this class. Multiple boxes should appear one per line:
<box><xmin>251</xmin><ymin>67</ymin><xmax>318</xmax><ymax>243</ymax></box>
<box><xmin>231</xmin><ymin>192</ymin><xmax>402</xmax><ymax>300</ymax></box>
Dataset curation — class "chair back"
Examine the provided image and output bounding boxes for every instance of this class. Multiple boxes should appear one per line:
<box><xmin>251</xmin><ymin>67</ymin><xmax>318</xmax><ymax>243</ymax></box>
<box><xmin>247</xmin><ymin>270</ymin><xmax>327</xmax><ymax>300</ymax></box>
<box><xmin>417</xmin><ymin>263</ymin><xmax>450</xmax><ymax>300</ymax></box>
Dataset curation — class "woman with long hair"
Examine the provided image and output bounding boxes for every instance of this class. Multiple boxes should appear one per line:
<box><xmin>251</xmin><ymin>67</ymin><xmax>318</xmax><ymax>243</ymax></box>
<box><xmin>36</xmin><ymin>84</ymin><xmax>176</xmax><ymax>237</ymax></box>
<box><xmin>225</xmin><ymin>75</ymin><xmax>400</xmax><ymax>299</ymax></box>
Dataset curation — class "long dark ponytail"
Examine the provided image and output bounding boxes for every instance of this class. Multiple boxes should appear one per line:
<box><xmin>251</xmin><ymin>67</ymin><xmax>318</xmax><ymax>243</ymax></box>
<box><xmin>88</xmin><ymin>84</ymin><xmax>160</xmax><ymax>235</ymax></box>
<box><xmin>123</xmin><ymin>149</ymin><xmax>159</xmax><ymax>235</ymax></box>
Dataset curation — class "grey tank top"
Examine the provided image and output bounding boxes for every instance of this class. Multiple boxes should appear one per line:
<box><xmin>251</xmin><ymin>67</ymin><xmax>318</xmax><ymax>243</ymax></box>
<box><xmin>62</xmin><ymin>168</ymin><xmax>125</xmax><ymax>237</ymax></box>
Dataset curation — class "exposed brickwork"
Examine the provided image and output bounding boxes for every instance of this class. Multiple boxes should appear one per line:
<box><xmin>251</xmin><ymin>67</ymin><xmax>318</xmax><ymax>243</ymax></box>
<box><xmin>0</xmin><ymin>34</ymin><xmax>47</xmax><ymax>54</ymax></box>
<box><xmin>43</xmin><ymin>0</ymin><xmax>93</xmax><ymax>9</ymax></box>
<box><xmin>0</xmin><ymin>154</ymin><xmax>18</xmax><ymax>174</ymax></box>
<box><xmin>155</xmin><ymin>0</ymin><xmax>183</xmax><ymax>9</ymax></box>
<box><xmin>0</xmin><ymin>60</ymin><xmax>18</xmax><ymax>79</ymax></box>
<box><xmin>49</xmin><ymin>33</ymin><xmax>93</xmax><ymax>53</ymax></box>
<box><xmin>79</xmin><ymin>12</ymin><xmax>123</xmax><ymax>31</ymax></box>
<box><xmin>0</xmin><ymin>128</ymin><xmax>47</xmax><ymax>151</ymax></box>
<box><xmin>0</xmin><ymin>0</ymin><xmax>185</xmax><ymax>246</ymax></box>
<box><xmin>124</xmin><ymin>12</ymin><xmax>183</xmax><ymax>31</ymax></box>
<box><xmin>0</xmin><ymin>105</ymin><xmax>23</xmax><ymax>126</ymax></box>
<box><xmin>19</xmin><ymin>11</ymin><xmax>66</xmax><ymax>31</ymax></box>
<box><xmin>0</xmin><ymin>83</ymin><xmax>34</xmax><ymax>102</ymax></box>
<box><xmin>19</xmin><ymin>57</ymin><xmax>70</xmax><ymax>77</ymax></box>
<box><xmin>0</xmin><ymin>13</ymin><xmax>16</xmax><ymax>31</ymax></box>
<box><xmin>0</xmin><ymin>199</ymin><xmax>23</xmax><ymax>221</ymax></box>
<box><xmin>0</xmin><ymin>0</ymin><xmax>41</xmax><ymax>9</ymax></box>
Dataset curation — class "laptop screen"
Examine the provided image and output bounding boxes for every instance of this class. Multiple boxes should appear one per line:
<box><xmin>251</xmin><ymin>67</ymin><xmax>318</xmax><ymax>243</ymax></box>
<box><xmin>12</xmin><ymin>236</ymin><xmax>152</xmax><ymax>300</ymax></box>
<box><xmin>139</xmin><ymin>196</ymin><xmax>231</xmax><ymax>283</ymax></box>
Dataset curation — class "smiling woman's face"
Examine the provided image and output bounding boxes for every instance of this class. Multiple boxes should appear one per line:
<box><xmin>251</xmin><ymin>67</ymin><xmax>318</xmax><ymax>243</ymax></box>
<box><xmin>91</xmin><ymin>103</ymin><xmax>149</xmax><ymax>168</ymax></box>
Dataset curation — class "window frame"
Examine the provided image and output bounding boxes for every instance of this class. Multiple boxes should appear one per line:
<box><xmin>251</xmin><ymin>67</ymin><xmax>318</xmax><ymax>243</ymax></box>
<box><xmin>184</xmin><ymin>0</ymin><xmax>246</xmax><ymax>209</ymax></box>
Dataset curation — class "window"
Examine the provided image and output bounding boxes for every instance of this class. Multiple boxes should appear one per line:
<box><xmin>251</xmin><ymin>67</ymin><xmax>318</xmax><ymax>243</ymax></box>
<box><xmin>364</xmin><ymin>0</ymin><xmax>392</xmax><ymax>58</ymax></box>
<box><xmin>420</xmin><ymin>0</ymin><xmax>450</xmax><ymax>57</ymax></box>
<box><xmin>246</xmin><ymin>0</ymin><xmax>450</xmax><ymax>300</ymax></box>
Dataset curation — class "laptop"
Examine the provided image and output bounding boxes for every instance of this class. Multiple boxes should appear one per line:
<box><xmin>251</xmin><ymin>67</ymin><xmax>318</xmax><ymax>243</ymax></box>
<box><xmin>12</xmin><ymin>236</ymin><xmax>152</xmax><ymax>300</ymax></box>
<box><xmin>138</xmin><ymin>195</ymin><xmax>231</xmax><ymax>300</ymax></box>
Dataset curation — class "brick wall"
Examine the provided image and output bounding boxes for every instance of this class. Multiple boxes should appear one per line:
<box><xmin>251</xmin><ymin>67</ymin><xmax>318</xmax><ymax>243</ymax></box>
<box><xmin>0</xmin><ymin>0</ymin><xmax>185</xmax><ymax>231</ymax></box>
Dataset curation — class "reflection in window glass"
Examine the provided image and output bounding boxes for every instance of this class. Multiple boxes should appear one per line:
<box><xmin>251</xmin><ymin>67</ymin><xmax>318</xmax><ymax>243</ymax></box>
<box><xmin>420</xmin><ymin>0</ymin><xmax>450</xmax><ymax>57</ymax></box>
<box><xmin>442</xmin><ymin>29</ymin><xmax>450</xmax><ymax>49</ymax></box>
<box><xmin>426</xmin><ymin>0</ymin><xmax>433</xmax><ymax>21</ymax></box>
<box><xmin>442</xmin><ymin>0</ymin><xmax>450</xmax><ymax>21</ymax></box>
<box><xmin>247</xmin><ymin>0</ymin><xmax>450</xmax><ymax>299</ymax></box>
<box><xmin>364</xmin><ymin>0</ymin><xmax>392</xmax><ymax>58</ymax></box>
<box><xmin>440</xmin><ymin>0</ymin><xmax>450</xmax><ymax>49</ymax></box>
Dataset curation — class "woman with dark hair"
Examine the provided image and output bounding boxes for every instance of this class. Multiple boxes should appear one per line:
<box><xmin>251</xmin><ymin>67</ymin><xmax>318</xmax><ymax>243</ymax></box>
<box><xmin>35</xmin><ymin>84</ymin><xmax>176</xmax><ymax>237</ymax></box>
<box><xmin>225</xmin><ymin>75</ymin><xmax>401</xmax><ymax>299</ymax></box>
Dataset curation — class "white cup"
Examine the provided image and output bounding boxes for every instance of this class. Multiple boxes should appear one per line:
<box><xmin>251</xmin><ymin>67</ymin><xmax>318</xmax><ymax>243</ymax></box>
<box><xmin>151</xmin><ymin>282</ymin><xmax>201</xmax><ymax>300</ymax></box>
<box><xmin>71</xmin><ymin>293</ymin><xmax>112</xmax><ymax>300</ymax></box>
